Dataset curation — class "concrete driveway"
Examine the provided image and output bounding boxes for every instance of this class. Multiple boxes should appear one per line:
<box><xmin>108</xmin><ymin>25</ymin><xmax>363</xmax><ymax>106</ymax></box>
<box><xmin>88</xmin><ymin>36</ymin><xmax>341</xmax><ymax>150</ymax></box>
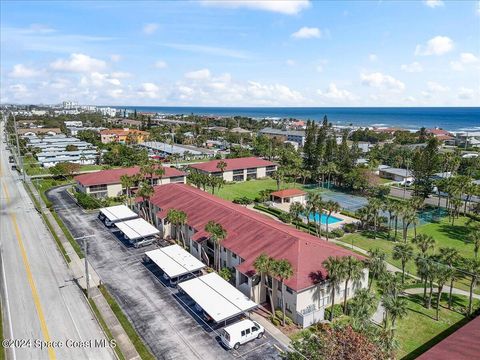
<box><xmin>47</xmin><ymin>185</ymin><xmax>284</xmax><ymax>360</ymax></box>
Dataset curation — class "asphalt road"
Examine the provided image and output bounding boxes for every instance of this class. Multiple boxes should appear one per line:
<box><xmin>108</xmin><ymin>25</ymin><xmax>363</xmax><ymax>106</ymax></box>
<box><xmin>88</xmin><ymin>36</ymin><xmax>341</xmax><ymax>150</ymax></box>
<box><xmin>47</xmin><ymin>185</ymin><xmax>285</xmax><ymax>360</ymax></box>
<box><xmin>0</xmin><ymin>121</ymin><xmax>115</xmax><ymax>360</ymax></box>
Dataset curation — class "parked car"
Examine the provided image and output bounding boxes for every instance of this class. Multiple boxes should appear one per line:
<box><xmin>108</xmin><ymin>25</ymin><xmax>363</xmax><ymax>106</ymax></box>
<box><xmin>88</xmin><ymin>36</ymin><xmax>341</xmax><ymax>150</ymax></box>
<box><xmin>220</xmin><ymin>319</ymin><xmax>264</xmax><ymax>350</ymax></box>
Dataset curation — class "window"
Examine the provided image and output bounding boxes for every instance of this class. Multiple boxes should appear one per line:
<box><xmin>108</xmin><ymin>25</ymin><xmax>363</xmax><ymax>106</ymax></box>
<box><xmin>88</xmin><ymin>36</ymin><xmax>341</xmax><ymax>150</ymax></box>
<box><xmin>251</xmin><ymin>326</ymin><xmax>257</xmax><ymax>332</ymax></box>
<box><xmin>241</xmin><ymin>330</ymin><xmax>246</xmax><ymax>337</ymax></box>
<box><xmin>232</xmin><ymin>253</ymin><xmax>237</xmax><ymax>259</ymax></box>
<box><xmin>245</xmin><ymin>328</ymin><xmax>251</xmax><ymax>335</ymax></box>
<box><xmin>233</xmin><ymin>169</ymin><xmax>244</xmax><ymax>176</ymax></box>
<box><xmin>285</xmin><ymin>303</ymin><xmax>292</xmax><ymax>313</ymax></box>
<box><xmin>233</xmin><ymin>175</ymin><xmax>244</xmax><ymax>181</ymax></box>
<box><xmin>286</xmin><ymin>286</ymin><xmax>293</xmax><ymax>294</ymax></box>
<box><xmin>170</xmin><ymin>176</ymin><xmax>185</xmax><ymax>183</ymax></box>
<box><xmin>89</xmin><ymin>184</ymin><xmax>107</xmax><ymax>192</ymax></box>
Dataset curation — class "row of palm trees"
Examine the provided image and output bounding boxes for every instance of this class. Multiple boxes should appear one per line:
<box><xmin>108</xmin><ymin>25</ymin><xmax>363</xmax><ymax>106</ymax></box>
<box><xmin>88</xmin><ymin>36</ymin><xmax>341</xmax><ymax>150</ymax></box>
<box><xmin>187</xmin><ymin>171</ymin><xmax>226</xmax><ymax>194</ymax></box>
<box><xmin>436</xmin><ymin>175</ymin><xmax>479</xmax><ymax>224</ymax></box>
<box><xmin>288</xmin><ymin>194</ymin><xmax>341</xmax><ymax>241</ymax></box>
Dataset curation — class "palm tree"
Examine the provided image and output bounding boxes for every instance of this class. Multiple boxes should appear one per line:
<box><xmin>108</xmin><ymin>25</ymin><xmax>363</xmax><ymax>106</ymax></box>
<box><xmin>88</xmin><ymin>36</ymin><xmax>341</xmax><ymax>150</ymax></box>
<box><xmin>153</xmin><ymin>165</ymin><xmax>165</xmax><ymax>185</ymax></box>
<box><xmin>341</xmin><ymin>256</ymin><xmax>364</xmax><ymax>314</ymax></box>
<box><xmin>392</xmin><ymin>243</ymin><xmax>414</xmax><ymax>284</ymax></box>
<box><xmin>253</xmin><ymin>254</ymin><xmax>276</xmax><ymax>316</ymax></box>
<box><xmin>289</xmin><ymin>202</ymin><xmax>305</xmax><ymax>229</ymax></box>
<box><xmin>367</xmin><ymin>198</ymin><xmax>382</xmax><ymax>240</ymax></box>
<box><xmin>415</xmin><ymin>255</ymin><xmax>430</xmax><ymax>303</ymax></box>
<box><xmin>367</xmin><ymin>249</ymin><xmax>387</xmax><ymax>290</ymax></box>
<box><xmin>273</xmin><ymin>259</ymin><xmax>294</xmax><ymax>326</ymax></box>
<box><xmin>137</xmin><ymin>182</ymin><xmax>154</xmax><ymax>222</ymax></box>
<box><xmin>322</xmin><ymin>256</ymin><xmax>345</xmax><ymax>321</ymax></box>
<box><xmin>325</xmin><ymin>200</ymin><xmax>340</xmax><ymax>241</ymax></box>
<box><xmin>412</xmin><ymin>234</ymin><xmax>436</xmax><ymax>256</ymax></box>
<box><xmin>392</xmin><ymin>202</ymin><xmax>403</xmax><ymax>241</ymax></box>
<box><xmin>307</xmin><ymin>192</ymin><xmax>323</xmax><ymax>238</ymax></box>
<box><xmin>166</xmin><ymin>209</ymin><xmax>188</xmax><ymax>248</ymax></box>
<box><xmin>465</xmin><ymin>259</ymin><xmax>480</xmax><ymax>316</ymax></box>
<box><xmin>401</xmin><ymin>207</ymin><xmax>417</xmax><ymax>242</ymax></box>
<box><xmin>325</xmin><ymin>162</ymin><xmax>337</xmax><ymax>189</ymax></box>
<box><xmin>140</xmin><ymin>160</ymin><xmax>156</xmax><ymax>186</ymax></box>
<box><xmin>383</xmin><ymin>295</ymin><xmax>408</xmax><ymax>337</ymax></box>
<box><xmin>439</xmin><ymin>247</ymin><xmax>460</xmax><ymax>309</ymax></box>
<box><xmin>434</xmin><ymin>265</ymin><xmax>453</xmax><ymax>321</ymax></box>
<box><xmin>216</xmin><ymin>160</ymin><xmax>227</xmax><ymax>175</ymax></box>
<box><xmin>120</xmin><ymin>174</ymin><xmax>134</xmax><ymax>206</ymax></box>
<box><xmin>204</xmin><ymin>220</ymin><xmax>227</xmax><ymax>272</ymax></box>
<box><xmin>349</xmin><ymin>289</ymin><xmax>377</xmax><ymax>330</ymax></box>
<box><xmin>468</xmin><ymin>229</ymin><xmax>480</xmax><ymax>259</ymax></box>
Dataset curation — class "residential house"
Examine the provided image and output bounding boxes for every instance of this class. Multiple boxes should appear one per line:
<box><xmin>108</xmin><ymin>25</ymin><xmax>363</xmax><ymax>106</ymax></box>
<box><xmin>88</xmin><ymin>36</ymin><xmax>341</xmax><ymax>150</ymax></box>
<box><xmin>100</xmin><ymin>128</ymin><xmax>149</xmax><ymax>144</ymax></box>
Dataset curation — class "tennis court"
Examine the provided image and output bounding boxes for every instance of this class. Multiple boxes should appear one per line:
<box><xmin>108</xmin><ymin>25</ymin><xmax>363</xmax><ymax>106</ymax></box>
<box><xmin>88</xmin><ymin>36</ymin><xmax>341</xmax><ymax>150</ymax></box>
<box><xmin>306</xmin><ymin>187</ymin><xmax>368</xmax><ymax>212</ymax></box>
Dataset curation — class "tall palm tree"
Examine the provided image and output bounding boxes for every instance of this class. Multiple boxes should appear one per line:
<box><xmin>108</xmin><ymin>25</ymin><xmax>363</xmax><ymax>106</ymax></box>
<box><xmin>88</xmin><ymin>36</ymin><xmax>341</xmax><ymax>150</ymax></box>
<box><xmin>383</xmin><ymin>295</ymin><xmax>408</xmax><ymax>337</ymax></box>
<box><xmin>153</xmin><ymin>165</ymin><xmax>165</xmax><ymax>185</ymax></box>
<box><xmin>273</xmin><ymin>259</ymin><xmax>294</xmax><ymax>326</ymax></box>
<box><xmin>204</xmin><ymin>220</ymin><xmax>227</xmax><ymax>271</ymax></box>
<box><xmin>349</xmin><ymin>289</ymin><xmax>377</xmax><ymax>330</ymax></box>
<box><xmin>325</xmin><ymin>200</ymin><xmax>340</xmax><ymax>241</ymax></box>
<box><xmin>392</xmin><ymin>202</ymin><xmax>403</xmax><ymax>241</ymax></box>
<box><xmin>137</xmin><ymin>182</ymin><xmax>154</xmax><ymax>222</ymax></box>
<box><xmin>325</xmin><ymin>162</ymin><xmax>337</xmax><ymax>189</ymax></box>
<box><xmin>465</xmin><ymin>259</ymin><xmax>480</xmax><ymax>316</ymax></box>
<box><xmin>392</xmin><ymin>243</ymin><xmax>414</xmax><ymax>284</ymax></box>
<box><xmin>434</xmin><ymin>265</ymin><xmax>453</xmax><ymax>321</ymax></box>
<box><xmin>367</xmin><ymin>249</ymin><xmax>387</xmax><ymax>290</ymax></box>
<box><xmin>120</xmin><ymin>174</ymin><xmax>134</xmax><ymax>206</ymax></box>
<box><xmin>289</xmin><ymin>202</ymin><xmax>305</xmax><ymax>229</ymax></box>
<box><xmin>415</xmin><ymin>255</ymin><xmax>430</xmax><ymax>303</ymax></box>
<box><xmin>322</xmin><ymin>256</ymin><xmax>345</xmax><ymax>321</ymax></box>
<box><xmin>253</xmin><ymin>254</ymin><xmax>276</xmax><ymax>316</ymax></box>
<box><xmin>216</xmin><ymin>160</ymin><xmax>227</xmax><ymax>175</ymax></box>
<box><xmin>439</xmin><ymin>247</ymin><xmax>460</xmax><ymax>309</ymax></box>
<box><xmin>140</xmin><ymin>160</ymin><xmax>156</xmax><ymax>186</ymax></box>
<box><xmin>341</xmin><ymin>256</ymin><xmax>364</xmax><ymax>314</ymax></box>
<box><xmin>166</xmin><ymin>209</ymin><xmax>188</xmax><ymax>248</ymax></box>
<box><xmin>307</xmin><ymin>192</ymin><xmax>323</xmax><ymax>237</ymax></box>
<box><xmin>412</xmin><ymin>234</ymin><xmax>436</xmax><ymax>256</ymax></box>
<box><xmin>468</xmin><ymin>229</ymin><xmax>480</xmax><ymax>259</ymax></box>
<box><xmin>367</xmin><ymin>198</ymin><xmax>382</xmax><ymax>240</ymax></box>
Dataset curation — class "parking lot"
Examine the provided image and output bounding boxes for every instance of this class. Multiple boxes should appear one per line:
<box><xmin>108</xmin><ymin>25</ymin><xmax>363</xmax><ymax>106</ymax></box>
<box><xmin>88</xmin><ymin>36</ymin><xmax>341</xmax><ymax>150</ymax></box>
<box><xmin>47</xmin><ymin>185</ymin><xmax>284</xmax><ymax>360</ymax></box>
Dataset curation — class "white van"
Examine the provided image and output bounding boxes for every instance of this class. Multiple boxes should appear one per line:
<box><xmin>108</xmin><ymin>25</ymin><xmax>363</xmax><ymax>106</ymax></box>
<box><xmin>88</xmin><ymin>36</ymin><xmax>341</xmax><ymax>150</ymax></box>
<box><xmin>220</xmin><ymin>319</ymin><xmax>264</xmax><ymax>350</ymax></box>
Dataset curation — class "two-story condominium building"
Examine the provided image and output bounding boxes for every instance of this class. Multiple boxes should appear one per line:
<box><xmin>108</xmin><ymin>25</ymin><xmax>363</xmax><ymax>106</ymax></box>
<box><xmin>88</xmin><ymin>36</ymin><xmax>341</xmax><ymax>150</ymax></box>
<box><xmin>100</xmin><ymin>128</ymin><xmax>149</xmax><ymax>144</ymax></box>
<box><xmin>258</xmin><ymin>128</ymin><xmax>306</xmax><ymax>146</ymax></box>
<box><xmin>74</xmin><ymin>166</ymin><xmax>186</xmax><ymax>198</ymax></box>
<box><xmin>189</xmin><ymin>157</ymin><xmax>277</xmax><ymax>182</ymax></box>
<box><xmin>139</xmin><ymin>183</ymin><xmax>368</xmax><ymax>328</ymax></box>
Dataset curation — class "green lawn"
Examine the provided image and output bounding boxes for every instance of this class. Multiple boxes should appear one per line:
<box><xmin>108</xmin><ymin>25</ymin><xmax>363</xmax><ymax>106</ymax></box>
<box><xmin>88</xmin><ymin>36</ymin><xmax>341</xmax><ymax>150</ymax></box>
<box><xmin>23</xmin><ymin>155</ymin><xmax>109</xmax><ymax>176</ymax></box>
<box><xmin>338</xmin><ymin>216</ymin><xmax>478</xmax><ymax>293</ymax></box>
<box><xmin>397</xmin><ymin>293</ymin><xmax>479</xmax><ymax>359</ymax></box>
<box><xmin>209</xmin><ymin>178</ymin><xmax>303</xmax><ymax>201</ymax></box>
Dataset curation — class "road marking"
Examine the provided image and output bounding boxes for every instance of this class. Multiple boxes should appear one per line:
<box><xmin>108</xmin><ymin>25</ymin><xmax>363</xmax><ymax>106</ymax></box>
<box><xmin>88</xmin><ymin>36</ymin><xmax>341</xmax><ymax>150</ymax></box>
<box><xmin>0</xmin><ymin>249</ymin><xmax>16</xmax><ymax>360</ymax></box>
<box><xmin>2</xmin><ymin>181</ymin><xmax>57</xmax><ymax>360</ymax></box>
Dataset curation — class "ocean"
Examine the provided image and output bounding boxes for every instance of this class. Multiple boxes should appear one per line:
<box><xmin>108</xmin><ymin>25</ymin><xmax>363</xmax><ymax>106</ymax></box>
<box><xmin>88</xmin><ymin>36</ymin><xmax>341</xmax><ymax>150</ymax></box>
<box><xmin>112</xmin><ymin>107</ymin><xmax>480</xmax><ymax>132</ymax></box>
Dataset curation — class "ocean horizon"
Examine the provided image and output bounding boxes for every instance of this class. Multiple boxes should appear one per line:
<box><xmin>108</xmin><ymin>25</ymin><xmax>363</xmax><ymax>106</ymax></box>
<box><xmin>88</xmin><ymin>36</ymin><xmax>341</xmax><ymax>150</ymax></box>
<box><xmin>111</xmin><ymin>106</ymin><xmax>480</xmax><ymax>132</ymax></box>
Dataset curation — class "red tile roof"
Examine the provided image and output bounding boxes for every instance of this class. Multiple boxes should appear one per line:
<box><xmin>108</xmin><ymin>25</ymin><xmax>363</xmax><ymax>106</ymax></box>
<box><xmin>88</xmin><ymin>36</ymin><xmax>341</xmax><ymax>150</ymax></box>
<box><xmin>417</xmin><ymin>315</ymin><xmax>480</xmax><ymax>360</ymax></box>
<box><xmin>74</xmin><ymin>166</ymin><xmax>186</xmax><ymax>186</ymax></box>
<box><xmin>271</xmin><ymin>188</ymin><xmax>306</xmax><ymax>198</ymax></box>
<box><xmin>100</xmin><ymin>129</ymin><xmax>149</xmax><ymax>136</ymax></box>
<box><xmin>427</xmin><ymin>128</ymin><xmax>452</xmax><ymax>136</ymax></box>
<box><xmin>149</xmin><ymin>183</ymin><xmax>364</xmax><ymax>292</ymax></box>
<box><xmin>189</xmin><ymin>157</ymin><xmax>275</xmax><ymax>173</ymax></box>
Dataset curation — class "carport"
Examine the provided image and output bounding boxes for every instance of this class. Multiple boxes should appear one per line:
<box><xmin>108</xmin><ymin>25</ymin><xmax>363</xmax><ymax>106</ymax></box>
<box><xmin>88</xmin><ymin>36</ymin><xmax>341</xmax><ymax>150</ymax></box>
<box><xmin>145</xmin><ymin>245</ymin><xmax>206</xmax><ymax>285</ymax></box>
<box><xmin>178</xmin><ymin>272</ymin><xmax>258</xmax><ymax>324</ymax></box>
<box><xmin>116</xmin><ymin>218</ymin><xmax>160</xmax><ymax>247</ymax></box>
<box><xmin>99</xmin><ymin>205</ymin><xmax>138</xmax><ymax>226</ymax></box>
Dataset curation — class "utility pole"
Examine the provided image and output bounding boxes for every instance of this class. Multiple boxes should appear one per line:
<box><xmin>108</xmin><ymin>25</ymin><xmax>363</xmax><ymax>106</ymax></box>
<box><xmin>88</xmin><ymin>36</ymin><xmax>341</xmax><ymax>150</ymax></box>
<box><xmin>83</xmin><ymin>238</ymin><xmax>90</xmax><ymax>299</ymax></box>
<box><xmin>11</xmin><ymin>111</ymin><xmax>26</xmax><ymax>182</ymax></box>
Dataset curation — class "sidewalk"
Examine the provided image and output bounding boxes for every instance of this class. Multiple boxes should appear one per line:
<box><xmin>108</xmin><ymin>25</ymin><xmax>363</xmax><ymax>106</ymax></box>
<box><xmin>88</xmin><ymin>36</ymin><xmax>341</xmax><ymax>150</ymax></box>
<box><xmin>250</xmin><ymin>310</ymin><xmax>292</xmax><ymax>348</ymax></box>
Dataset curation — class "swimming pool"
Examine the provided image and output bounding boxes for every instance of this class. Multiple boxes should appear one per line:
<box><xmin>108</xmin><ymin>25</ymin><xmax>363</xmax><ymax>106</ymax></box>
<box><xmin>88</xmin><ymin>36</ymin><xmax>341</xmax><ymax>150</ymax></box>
<box><xmin>306</xmin><ymin>213</ymin><xmax>343</xmax><ymax>225</ymax></box>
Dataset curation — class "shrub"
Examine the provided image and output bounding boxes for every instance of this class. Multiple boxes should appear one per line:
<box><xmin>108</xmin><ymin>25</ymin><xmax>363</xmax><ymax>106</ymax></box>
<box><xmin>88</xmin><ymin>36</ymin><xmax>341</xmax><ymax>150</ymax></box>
<box><xmin>270</xmin><ymin>316</ymin><xmax>280</xmax><ymax>326</ymax></box>
<box><xmin>344</xmin><ymin>223</ymin><xmax>357</xmax><ymax>233</ymax></box>
<box><xmin>324</xmin><ymin>304</ymin><xmax>343</xmax><ymax>320</ymax></box>
<box><xmin>330</xmin><ymin>228</ymin><xmax>345</xmax><ymax>238</ymax></box>
<box><xmin>233</xmin><ymin>196</ymin><xmax>253</xmax><ymax>205</ymax></box>
<box><xmin>278</xmin><ymin>212</ymin><xmax>291</xmax><ymax>223</ymax></box>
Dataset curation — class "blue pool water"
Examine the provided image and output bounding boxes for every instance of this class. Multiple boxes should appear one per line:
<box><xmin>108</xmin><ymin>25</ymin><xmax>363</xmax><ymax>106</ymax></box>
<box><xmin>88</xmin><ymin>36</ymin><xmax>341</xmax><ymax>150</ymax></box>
<box><xmin>306</xmin><ymin>213</ymin><xmax>343</xmax><ymax>225</ymax></box>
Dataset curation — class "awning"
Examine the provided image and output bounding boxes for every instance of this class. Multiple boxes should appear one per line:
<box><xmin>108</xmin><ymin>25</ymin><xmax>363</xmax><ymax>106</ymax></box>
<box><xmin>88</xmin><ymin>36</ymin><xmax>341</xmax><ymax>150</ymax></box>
<box><xmin>99</xmin><ymin>205</ymin><xmax>138</xmax><ymax>223</ymax></box>
<box><xmin>178</xmin><ymin>272</ymin><xmax>257</xmax><ymax>323</ymax></box>
<box><xmin>145</xmin><ymin>245</ymin><xmax>205</xmax><ymax>278</ymax></box>
<box><xmin>116</xmin><ymin>218</ymin><xmax>160</xmax><ymax>241</ymax></box>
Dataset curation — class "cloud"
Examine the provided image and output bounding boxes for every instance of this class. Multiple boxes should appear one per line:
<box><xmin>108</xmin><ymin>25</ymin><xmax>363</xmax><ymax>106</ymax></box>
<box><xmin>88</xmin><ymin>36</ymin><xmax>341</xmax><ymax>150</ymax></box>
<box><xmin>161</xmin><ymin>43</ymin><xmax>249</xmax><ymax>59</ymax></box>
<box><xmin>415</xmin><ymin>36</ymin><xmax>454</xmax><ymax>56</ymax></box>
<box><xmin>138</xmin><ymin>82</ymin><xmax>161</xmax><ymax>98</ymax></box>
<box><xmin>317</xmin><ymin>83</ymin><xmax>357</xmax><ymax>102</ymax></box>
<box><xmin>427</xmin><ymin>81</ymin><xmax>449</xmax><ymax>92</ymax></box>
<box><xmin>450</xmin><ymin>52</ymin><xmax>479</xmax><ymax>71</ymax></box>
<box><xmin>50</xmin><ymin>53</ymin><xmax>107</xmax><ymax>72</ymax></box>
<box><xmin>200</xmin><ymin>0</ymin><xmax>310</xmax><ymax>15</ymax></box>
<box><xmin>369</xmin><ymin>54</ymin><xmax>378</xmax><ymax>62</ymax></box>
<box><xmin>360</xmin><ymin>72</ymin><xmax>405</xmax><ymax>91</ymax></box>
<box><xmin>424</xmin><ymin>0</ymin><xmax>444</xmax><ymax>8</ymax></box>
<box><xmin>401</xmin><ymin>61</ymin><xmax>423</xmax><ymax>72</ymax></box>
<box><xmin>111</xmin><ymin>71</ymin><xmax>131</xmax><ymax>78</ymax></box>
<box><xmin>80</xmin><ymin>72</ymin><xmax>121</xmax><ymax>87</ymax></box>
<box><xmin>291</xmin><ymin>27</ymin><xmax>321</xmax><ymax>39</ymax></box>
<box><xmin>154</xmin><ymin>60</ymin><xmax>168</xmax><ymax>69</ymax></box>
<box><xmin>184</xmin><ymin>68</ymin><xmax>211</xmax><ymax>80</ymax></box>
<box><xmin>143</xmin><ymin>23</ymin><xmax>159</xmax><ymax>35</ymax></box>
<box><xmin>110</xmin><ymin>54</ymin><xmax>121</xmax><ymax>62</ymax></box>
<box><xmin>458</xmin><ymin>87</ymin><xmax>474</xmax><ymax>100</ymax></box>
<box><xmin>286</xmin><ymin>59</ymin><xmax>295</xmax><ymax>66</ymax></box>
<box><xmin>9</xmin><ymin>64</ymin><xmax>43</xmax><ymax>78</ymax></box>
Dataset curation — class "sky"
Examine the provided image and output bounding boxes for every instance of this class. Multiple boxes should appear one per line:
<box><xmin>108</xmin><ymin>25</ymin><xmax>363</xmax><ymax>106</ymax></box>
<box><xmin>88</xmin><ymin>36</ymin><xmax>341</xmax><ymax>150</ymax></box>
<box><xmin>1</xmin><ymin>0</ymin><xmax>479</xmax><ymax>107</ymax></box>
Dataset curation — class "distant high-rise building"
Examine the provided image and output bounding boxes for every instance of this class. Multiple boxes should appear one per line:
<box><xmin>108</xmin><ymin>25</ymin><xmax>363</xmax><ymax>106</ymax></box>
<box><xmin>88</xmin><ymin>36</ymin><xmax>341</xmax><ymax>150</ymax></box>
<box><xmin>62</xmin><ymin>100</ymin><xmax>78</xmax><ymax>109</ymax></box>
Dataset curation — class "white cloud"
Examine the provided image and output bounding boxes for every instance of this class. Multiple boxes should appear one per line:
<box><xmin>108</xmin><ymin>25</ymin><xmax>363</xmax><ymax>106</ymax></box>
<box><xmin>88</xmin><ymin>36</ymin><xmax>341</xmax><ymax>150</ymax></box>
<box><xmin>450</xmin><ymin>52</ymin><xmax>479</xmax><ymax>71</ymax></box>
<box><xmin>154</xmin><ymin>60</ymin><xmax>168</xmax><ymax>69</ymax></box>
<box><xmin>50</xmin><ymin>53</ymin><xmax>107</xmax><ymax>72</ymax></box>
<box><xmin>424</xmin><ymin>0</ymin><xmax>444</xmax><ymax>8</ymax></box>
<box><xmin>291</xmin><ymin>27</ymin><xmax>321</xmax><ymax>39</ymax></box>
<box><xmin>9</xmin><ymin>83</ymin><xmax>29</xmax><ymax>96</ymax></box>
<box><xmin>111</xmin><ymin>71</ymin><xmax>131</xmax><ymax>78</ymax></box>
<box><xmin>317</xmin><ymin>83</ymin><xmax>357</xmax><ymax>102</ymax></box>
<box><xmin>459</xmin><ymin>52</ymin><xmax>479</xmax><ymax>64</ymax></box>
<box><xmin>427</xmin><ymin>81</ymin><xmax>449</xmax><ymax>92</ymax></box>
<box><xmin>138</xmin><ymin>83</ymin><xmax>161</xmax><ymax>98</ymax></box>
<box><xmin>161</xmin><ymin>43</ymin><xmax>249</xmax><ymax>59</ymax></box>
<box><xmin>360</xmin><ymin>72</ymin><xmax>405</xmax><ymax>91</ymax></box>
<box><xmin>80</xmin><ymin>72</ymin><xmax>121</xmax><ymax>87</ymax></box>
<box><xmin>401</xmin><ymin>61</ymin><xmax>423</xmax><ymax>72</ymax></box>
<box><xmin>458</xmin><ymin>87</ymin><xmax>474</xmax><ymax>100</ymax></box>
<box><xmin>286</xmin><ymin>59</ymin><xmax>295</xmax><ymax>66</ymax></box>
<box><xmin>9</xmin><ymin>64</ymin><xmax>42</xmax><ymax>78</ymax></box>
<box><xmin>369</xmin><ymin>54</ymin><xmax>378</xmax><ymax>62</ymax></box>
<box><xmin>184</xmin><ymin>68</ymin><xmax>211</xmax><ymax>80</ymax></box>
<box><xmin>110</xmin><ymin>54</ymin><xmax>121</xmax><ymax>62</ymax></box>
<box><xmin>200</xmin><ymin>0</ymin><xmax>310</xmax><ymax>15</ymax></box>
<box><xmin>143</xmin><ymin>23</ymin><xmax>159</xmax><ymax>35</ymax></box>
<box><xmin>415</xmin><ymin>36</ymin><xmax>454</xmax><ymax>56</ymax></box>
